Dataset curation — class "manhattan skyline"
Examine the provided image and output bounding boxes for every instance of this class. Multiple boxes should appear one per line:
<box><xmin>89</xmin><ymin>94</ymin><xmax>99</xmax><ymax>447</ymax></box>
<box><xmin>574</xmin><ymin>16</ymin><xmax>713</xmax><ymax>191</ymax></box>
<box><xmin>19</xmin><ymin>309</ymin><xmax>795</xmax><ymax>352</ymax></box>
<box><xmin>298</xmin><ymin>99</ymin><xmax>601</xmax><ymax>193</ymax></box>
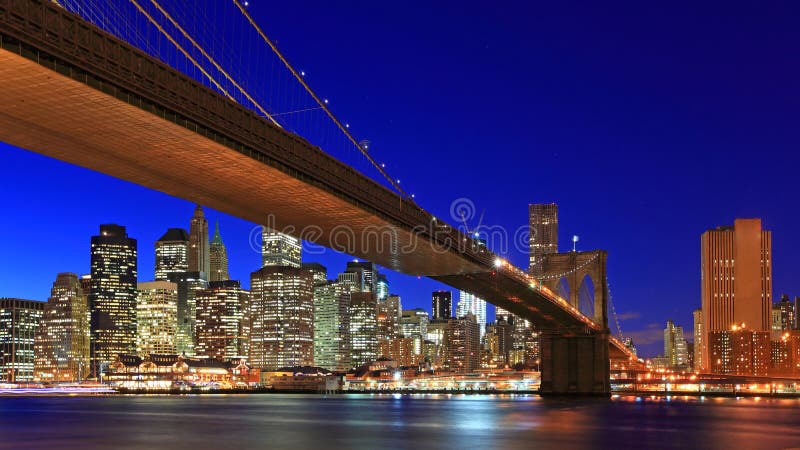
<box><xmin>2</xmin><ymin>1</ymin><xmax>800</xmax><ymax>359</ymax></box>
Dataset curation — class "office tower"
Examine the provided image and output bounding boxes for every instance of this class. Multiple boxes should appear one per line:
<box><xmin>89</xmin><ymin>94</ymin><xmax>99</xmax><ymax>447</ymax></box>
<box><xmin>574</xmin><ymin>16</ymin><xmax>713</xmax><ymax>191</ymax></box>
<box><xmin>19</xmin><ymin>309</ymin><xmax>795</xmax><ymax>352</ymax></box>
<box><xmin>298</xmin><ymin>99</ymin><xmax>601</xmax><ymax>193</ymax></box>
<box><xmin>701</xmin><ymin>218</ymin><xmax>771</xmax><ymax>371</ymax></box>
<box><xmin>457</xmin><ymin>291</ymin><xmax>486</xmax><ymax>340</ymax></box>
<box><xmin>693</xmin><ymin>308</ymin><xmax>703</xmax><ymax>371</ymax></box>
<box><xmin>167</xmin><ymin>271</ymin><xmax>207</xmax><ymax>356</ymax></box>
<box><xmin>377</xmin><ymin>294</ymin><xmax>402</xmax><ymax>342</ymax></box>
<box><xmin>344</xmin><ymin>260</ymin><xmax>378</xmax><ymax>293</ymax></box>
<box><xmin>432</xmin><ymin>290</ymin><xmax>452</xmax><ymax>320</ymax></box>
<box><xmin>444</xmin><ymin>313</ymin><xmax>480</xmax><ymax>373</ymax></box>
<box><xmin>529</xmin><ymin>203</ymin><xmax>558</xmax><ymax>275</ymax></box>
<box><xmin>301</xmin><ymin>263</ymin><xmax>328</xmax><ymax>285</ymax></box>
<box><xmin>495</xmin><ymin>306</ymin><xmax>512</xmax><ymax>322</ymax></box>
<box><xmin>664</xmin><ymin>319</ymin><xmax>689</xmax><ymax>369</ymax></box>
<box><xmin>154</xmin><ymin>228</ymin><xmax>189</xmax><ymax>281</ymax></box>
<box><xmin>709</xmin><ymin>326</ymin><xmax>770</xmax><ymax>376</ymax></box>
<box><xmin>34</xmin><ymin>273</ymin><xmax>90</xmax><ymax>382</ymax></box>
<box><xmin>195</xmin><ymin>280</ymin><xmax>248</xmax><ymax>360</ymax></box>
<box><xmin>249</xmin><ymin>266</ymin><xmax>314</xmax><ymax>369</ymax></box>
<box><xmin>136</xmin><ymin>281</ymin><xmax>178</xmax><ymax>356</ymax></box>
<box><xmin>90</xmin><ymin>224</ymin><xmax>137</xmax><ymax>377</ymax></box>
<box><xmin>776</xmin><ymin>294</ymin><xmax>796</xmax><ymax>331</ymax></box>
<box><xmin>209</xmin><ymin>222</ymin><xmax>230</xmax><ymax>282</ymax></box>
<box><xmin>771</xmin><ymin>307</ymin><xmax>783</xmax><ymax>339</ymax></box>
<box><xmin>400</xmin><ymin>308</ymin><xmax>429</xmax><ymax>357</ymax></box>
<box><xmin>509</xmin><ymin>316</ymin><xmax>539</xmax><ymax>367</ymax></box>
<box><xmin>188</xmin><ymin>206</ymin><xmax>210</xmax><ymax>276</ymax></box>
<box><xmin>379</xmin><ymin>337</ymin><xmax>417</xmax><ymax>366</ymax></box>
<box><xmin>313</xmin><ymin>280</ymin><xmax>352</xmax><ymax>371</ymax></box>
<box><xmin>349</xmin><ymin>292</ymin><xmax>378</xmax><ymax>367</ymax></box>
<box><xmin>0</xmin><ymin>299</ymin><xmax>44</xmax><ymax>382</ymax></box>
<box><xmin>261</xmin><ymin>227</ymin><xmax>301</xmax><ymax>268</ymax></box>
<box><xmin>376</xmin><ymin>274</ymin><xmax>389</xmax><ymax>301</ymax></box>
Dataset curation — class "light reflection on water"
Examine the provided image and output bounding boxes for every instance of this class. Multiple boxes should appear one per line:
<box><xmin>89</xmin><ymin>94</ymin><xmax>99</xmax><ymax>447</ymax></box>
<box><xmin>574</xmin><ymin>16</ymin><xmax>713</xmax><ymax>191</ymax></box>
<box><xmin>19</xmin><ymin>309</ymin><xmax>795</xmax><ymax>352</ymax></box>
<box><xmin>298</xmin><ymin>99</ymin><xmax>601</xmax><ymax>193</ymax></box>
<box><xmin>1</xmin><ymin>394</ymin><xmax>799</xmax><ymax>450</ymax></box>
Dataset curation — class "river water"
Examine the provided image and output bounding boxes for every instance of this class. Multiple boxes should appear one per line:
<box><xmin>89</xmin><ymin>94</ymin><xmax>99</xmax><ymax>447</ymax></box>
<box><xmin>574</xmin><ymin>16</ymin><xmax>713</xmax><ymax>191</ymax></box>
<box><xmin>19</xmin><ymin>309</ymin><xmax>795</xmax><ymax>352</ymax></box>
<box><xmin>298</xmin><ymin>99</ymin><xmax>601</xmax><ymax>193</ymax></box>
<box><xmin>1</xmin><ymin>394</ymin><xmax>800</xmax><ymax>449</ymax></box>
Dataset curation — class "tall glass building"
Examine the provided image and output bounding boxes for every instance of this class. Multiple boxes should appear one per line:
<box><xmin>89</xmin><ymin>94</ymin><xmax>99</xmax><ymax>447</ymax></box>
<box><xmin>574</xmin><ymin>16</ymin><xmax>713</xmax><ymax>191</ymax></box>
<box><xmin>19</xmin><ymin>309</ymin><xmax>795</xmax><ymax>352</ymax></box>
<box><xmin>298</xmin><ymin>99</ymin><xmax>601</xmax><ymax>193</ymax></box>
<box><xmin>90</xmin><ymin>224</ymin><xmax>137</xmax><ymax>378</ymax></box>
<box><xmin>136</xmin><ymin>281</ymin><xmax>178</xmax><ymax>356</ymax></box>
<box><xmin>262</xmin><ymin>227</ymin><xmax>301</xmax><ymax>268</ymax></box>
<box><xmin>34</xmin><ymin>273</ymin><xmax>90</xmax><ymax>382</ymax></box>
<box><xmin>195</xmin><ymin>280</ymin><xmax>248</xmax><ymax>360</ymax></box>
<box><xmin>154</xmin><ymin>228</ymin><xmax>189</xmax><ymax>281</ymax></box>
<box><xmin>457</xmin><ymin>291</ymin><xmax>486</xmax><ymax>340</ymax></box>
<box><xmin>313</xmin><ymin>280</ymin><xmax>352</xmax><ymax>372</ymax></box>
<box><xmin>349</xmin><ymin>292</ymin><xmax>378</xmax><ymax>367</ymax></box>
<box><xmin>167</xmin><ymin>271</ymin><xmax>207</xmax><ymax>356</ymax></box>
<box><xmin>0</xmin><ymin>298</ymin><xmax>44</xmax><ymax>382</ymax></box>
<box><xmin>528</xmin><ymin>203</ymin><xmax>559</xmax><ymax>275</ymax></box>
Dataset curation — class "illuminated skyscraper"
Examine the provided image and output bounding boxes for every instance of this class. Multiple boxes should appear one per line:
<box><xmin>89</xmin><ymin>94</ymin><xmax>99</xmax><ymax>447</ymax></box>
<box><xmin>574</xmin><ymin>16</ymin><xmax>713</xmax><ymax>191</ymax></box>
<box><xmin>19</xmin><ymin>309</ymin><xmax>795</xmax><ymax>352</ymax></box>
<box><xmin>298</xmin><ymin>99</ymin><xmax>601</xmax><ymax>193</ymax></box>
<box><xmin>529</xmin><ymin>203</ymin><xmax>558</xmax><ymax>275</ymax></box>
<box><xmin>664</xmin><ymin>319</ymin><xmax>689</xmax><ymax>369</ymax></box>
<box><xmin>249</xmin><ymin>266</ymin><xmax>314</xmax><ymax>369</ymax></box>
<box><xmin>34</xmin><ymin>273</ymin><xmax>90</xmax><ymax>382</ymax></box>
<box><xmin>400</xmin><ymin>308</ymin><xmax>429</xmax><ymax>357</ymax></box>
<box><xmin>188</xmin><ymin>205</ymin><xmax>210</xmax><ymax>277</ymax></box>
<box><xmin>136</xmin><ymin>281</ymin><xmax>178</xmax><ymax>356</ymax></box>
<box><xmin>700</xmin><ymin>218</ymin><xmax>771</xmax><ymax>371</ymax></box>
<box><xmin>90</xmin><ymin>224</ymin><xmax>137</xmax><ymax>377</ymax></box>
<box><xmin>167</xmin><ymin>271</ymin><xmax>207</xmax><ymax>356</ymax></box>
<box><xmin>262</xmin><ymin>227</ymin><xmax>301</xmax><ymax>268</ymax></box>
<box><xmin>344</xmin><ymin>260</ymin><xmax>378</xmax><ymax>293</ymax></box>
<box><xmin>209</xmin><ymin>222</ymin><xmax>230</xmax><ymax>282</ymax></box>
<box><xmin>376</xmin><ymin>294</ymin><xmax>402</xmax><ymax>343</ymax></box>
<box><xmin>195</xmin><ymin>280</ymin><xmax>248</xmax><ymax>360</ymax></box>
<box><xmin>776</xmin><ymin>294</ymin><xmax>796</xmax><ymax>331</ymax></box>
<box><xmin>313</xmin><ymin>280</ymin><xmax>352</xmax><ymax>371</ymax></box>
<box><xmin>445</xmin><ymin>313</ymin><xmax>480</xmax><ymax>373</ymax></box>
<box><xmin>376</xmin><ymin>274</ymin><xmax>389</xmax><ymax>301</ymax></box>
<box><xmin>154</xmin><ymin>228</ymin><xmax>189</xmax><ymax>281</ymax></box>
<box><xmin>349</xmin><ymin>292</ymin><xmax>378</xmax><ymax>367</ymax></box>
<box><xmin>693</xmin><ymin>308</ymin><xmax>703</xmax><ymax>371</ymax></box>
<box><xmin>1</xmin><ymin>298</ymin><xmax>44</xmax><ymax>382</ymax></box>
<box><xmin>301</xmin><ymin>262</ymin><xmax>328</xmax><ymax>285</ymax></box>
<box><xmin>432</xmin><ymin>290</ymin><xmax>452</xmax><ymax>320</ymax></box>
<box><xmin>456</xmin><ymin>291</ymin><xmax>486</xmax><ymax>340</ymax></box>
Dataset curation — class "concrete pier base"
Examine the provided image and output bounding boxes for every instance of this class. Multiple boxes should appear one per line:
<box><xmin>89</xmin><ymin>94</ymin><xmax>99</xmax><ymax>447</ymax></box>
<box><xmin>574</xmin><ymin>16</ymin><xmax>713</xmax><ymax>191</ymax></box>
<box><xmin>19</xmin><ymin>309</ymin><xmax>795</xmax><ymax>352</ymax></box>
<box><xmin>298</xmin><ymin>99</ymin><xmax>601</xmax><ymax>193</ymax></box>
<box><xmin>540</xmin><ymin>330</ymin><xmax>610</xmax><ymax>396</ymax></box>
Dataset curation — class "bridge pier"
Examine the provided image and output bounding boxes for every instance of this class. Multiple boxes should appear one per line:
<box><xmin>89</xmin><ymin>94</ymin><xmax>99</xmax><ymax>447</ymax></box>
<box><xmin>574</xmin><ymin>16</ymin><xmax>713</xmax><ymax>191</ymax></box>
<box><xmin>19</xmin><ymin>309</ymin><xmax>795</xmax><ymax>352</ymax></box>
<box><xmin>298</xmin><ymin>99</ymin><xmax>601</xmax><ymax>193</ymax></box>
<box><xmin>539</xmin><ymin>329</ymin><xmax>610</xmax><ymax>396</ymax></box>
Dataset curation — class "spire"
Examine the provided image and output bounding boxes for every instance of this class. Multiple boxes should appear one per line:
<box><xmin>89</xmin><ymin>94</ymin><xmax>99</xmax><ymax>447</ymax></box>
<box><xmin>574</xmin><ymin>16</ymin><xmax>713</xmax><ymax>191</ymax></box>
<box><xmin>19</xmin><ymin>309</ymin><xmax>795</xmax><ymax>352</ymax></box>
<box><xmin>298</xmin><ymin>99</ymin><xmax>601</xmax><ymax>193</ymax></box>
<box><xmin>211</xmin><ymin>220</ymin><xmax>224</xmax><ymax>245</ymax></box>
<box><xmin>193</xmin><ymin>204</ymin><xmax>204</xmax><ymax>218</ymax></box>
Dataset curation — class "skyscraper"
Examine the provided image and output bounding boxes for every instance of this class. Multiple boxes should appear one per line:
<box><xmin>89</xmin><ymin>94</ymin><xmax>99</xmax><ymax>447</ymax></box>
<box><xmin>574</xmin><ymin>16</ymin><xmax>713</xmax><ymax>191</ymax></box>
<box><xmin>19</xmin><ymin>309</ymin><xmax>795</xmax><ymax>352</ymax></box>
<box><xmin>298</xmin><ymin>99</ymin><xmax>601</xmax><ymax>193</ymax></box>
<box><xmin>313</xmin><ymin>280</ymin><xmax>352</xmax><ymax>372</ymax></box>
<box><xmin>167</xmin><ymin>271</ymin><xmax>207</xmax><ymax>356</ymax></box>
<box><xmin>349</xmin><ymin>292</ymin><xmax>378</xmax><ymax>367</ymax></box>
<box><xmin>701</xmin><ymin>218</ymin><xmax>772</xmax><ymax>371</ymax></box>
<box><xmin>445</xmin><ymin>313</ymin><xmax>480</xmax><ymax>373</ymax></box>
<box><xmin>154</xmin><ymin>228</ymin><xmax>189</xmax><ymax>281</ymax></box>
<box><xmin>529</xmin><ymin>203</ymin><xmax>558</xmax><ymax>275</ymax></box>
<box><xmin>432</xmin><ymin>290</ymin><xmax>452</xmax><ymax>320</ymax></box>
<box><xmin>1</xmin><ymin>298</ymin><xmax>44</xmax><ymax>382</ymax></box>
<box><xmin>301</xmin><ymin>263</ymin><xmax>328</xmax><ymax>285</ymax></box>
<box><xmin>249</xmin><ymin>266</ymin><xmax>314</xmax><ymax>369</ymax></box>
<box><xmin>457</xmin><ymin>291</ymin><xmax>486</xmax><ymax>340</ymax></box>
<box><xmin>400</xmin><ymin>308</ymin><xmax>429</xmax><ymax>357</ymax></box>
<box><xmin>693</xmin><ymin>308</ymin><xmax>703</xmax><ymax>371</ymax></box>
<box><xmin>188</xmin><ymin>205</ymin><xmax>210</xmax><ymax>277</ymax></box>
<box><xmin>195</xmin><ymin>280</ymin><xmax>248</xmax><ymax>360</ymax></box>
<box><xmin>664</xmin><ymin>319</ymin><xmax>689</xmax><ymax>369</ymax></box>
<box><xmin>136</xmin><ymin>281</ymin><xmax>178</xmax><ymax>356</ymax></box>
<box><xmin>262</xmin><ymin>227</ymin><xmax>301</xmax><ymax>268</ymax></box>
<box><xmin>376</xmin><ymin>274</ymin><xmax>389</xmax><ymax>301</ymax></box>
<box><xmin>344</xmin><ymin>260</ymin><xmax>378</xmax><ymax>293</ymax></box>
<box><xmin>34</xmin><ymin>273</ymin><xmax>90</xmax><ymax>382</ymax></box>
<box><xmin>90</xmin><ymin>224</ymin><xmax>137</xmax><ymax>377</ymax></box>
<box><xmin>209</xmin><ymin>222</ymin><xmax>230</xmax><ymax>282</ymax></box>
<box><xmin>376</xmin><ymin>294</ymin><xmax>402</xmax><ymax>343</ymax></box>
<box><xmin>776</xmin><ymin>294</ymin><xmax>796</xmax><ymax>331</ymax></box>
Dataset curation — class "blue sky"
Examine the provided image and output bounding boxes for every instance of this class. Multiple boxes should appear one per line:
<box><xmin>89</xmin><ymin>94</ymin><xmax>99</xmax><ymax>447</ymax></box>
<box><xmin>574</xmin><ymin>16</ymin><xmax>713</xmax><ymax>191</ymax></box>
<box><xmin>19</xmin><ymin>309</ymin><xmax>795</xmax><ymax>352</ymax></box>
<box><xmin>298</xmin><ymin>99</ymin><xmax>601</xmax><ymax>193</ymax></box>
<box><xmin>2</xmin><ymin>1</ymin><xmax>799</xmax><ymax>356</ymax></box>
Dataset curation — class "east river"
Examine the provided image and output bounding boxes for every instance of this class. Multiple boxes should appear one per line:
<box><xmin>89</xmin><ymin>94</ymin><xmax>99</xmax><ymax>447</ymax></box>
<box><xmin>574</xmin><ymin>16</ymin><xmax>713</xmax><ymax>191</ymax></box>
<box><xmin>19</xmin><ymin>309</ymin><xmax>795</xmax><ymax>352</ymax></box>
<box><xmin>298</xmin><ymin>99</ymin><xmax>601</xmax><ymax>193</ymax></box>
<box><xmin>2</xmin><ymin>394</ymin><xmax>800</xmax><ymax>449</ymax></box>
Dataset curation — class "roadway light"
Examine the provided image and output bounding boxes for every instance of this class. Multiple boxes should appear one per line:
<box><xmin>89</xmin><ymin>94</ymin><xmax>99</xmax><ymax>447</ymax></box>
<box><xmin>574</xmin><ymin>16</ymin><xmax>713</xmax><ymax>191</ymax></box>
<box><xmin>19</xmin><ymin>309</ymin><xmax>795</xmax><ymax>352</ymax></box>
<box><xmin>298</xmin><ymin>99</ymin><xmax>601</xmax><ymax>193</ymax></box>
<box><xmin>494</xmin><ymin>258</ymin><xmax>503</xmax><ymax>268</ymax></box>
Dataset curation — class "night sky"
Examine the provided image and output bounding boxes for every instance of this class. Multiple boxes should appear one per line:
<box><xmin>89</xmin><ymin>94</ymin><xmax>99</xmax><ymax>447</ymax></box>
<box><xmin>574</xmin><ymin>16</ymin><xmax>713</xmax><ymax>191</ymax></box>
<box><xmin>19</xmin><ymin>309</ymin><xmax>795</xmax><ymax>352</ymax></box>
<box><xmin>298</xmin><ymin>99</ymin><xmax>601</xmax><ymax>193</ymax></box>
<box><xmin>2</xmin><ymin>1</ymin><xmax>799</xmax><ymax>357</ymax></box>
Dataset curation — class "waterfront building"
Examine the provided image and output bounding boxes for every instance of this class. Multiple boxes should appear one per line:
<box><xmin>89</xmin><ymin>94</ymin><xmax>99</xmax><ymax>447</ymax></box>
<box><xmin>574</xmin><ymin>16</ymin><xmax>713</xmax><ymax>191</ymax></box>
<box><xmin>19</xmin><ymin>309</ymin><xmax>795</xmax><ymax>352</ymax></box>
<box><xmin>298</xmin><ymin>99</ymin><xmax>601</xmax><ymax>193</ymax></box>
<box><xmin>0</xmin><ymin>298</ymin><xmax>44</xmax><ymax>382</ymax></box>
<box><xmin>136</xmin><ymin>281</ymin><xmax>178</xmax><ymax>356</ymax></box>
<box><xmin>708</xmin><ymin>325</ymin><xmax>770</xmax><ymax>376</ymax></box>
<box><xmin>167</xmin><ymin>271</ymin><xmax>207</xmax><ymax>356</ymax></box>
<box><xmin>700</xmin><ymin>218</ymin><xmax>771</xmax><ymax>371</ymax></box>
<box><xmin>378</xmin><ymin>337</ymin><xmax>417</xmax><ymax>367</ymax></box>
<box><xmin>444</xmin><ymin>313</ymin><xmax>481</xmax><ymax>373</ymax></box>
<box><xmin>313</xmin><ymin>280</ymin><xmax>351</xmax><ymax>372</ymax></box>
<box><xmin>90</xmin><ymin>224</ymin><xmax>137</xmax><ymax>377</ymax></box>
<box><xmin>154</xmin><ymin>228</ymin><xmax>189</xmax><ymax>281</ymax></box>
<box><xmin>188</xmin><ymin>206</ymin><xmax>210</xmax><ymax>276</ymax></box>
<box><xmin>208</xmin><ymin>222</ymin><xmax>230</xmax><ymax>282</ymax></box>
<box><xmin>34</xmin><ymin>273</ymin><xmax>90</xmax><ymax>382</ymax></box>
<box><xmin>529</xmin><ymin>203</ymin><xmax>558</xmax><ymax>275</ymax></box>
<box><xmin>432</xmin><ymin>290</ymin><xmax>452</xmax><ymax>320</ymax></box>
<box><xmin>261</xmin><ymin>227</ymin><xmax>301</xmax><ymax>268</ymax></box>
<box><xmin>349</xmin><ymin>292</ymin><xmax>378</xmax><ymax>367</ymax></box>
<box><xmin>400</xmin><ymin>308</ymin><xmax>429</xmax><ymax>357</ymax></box>
<box><xmin>249</xmin><ymin>266</ymin><xmax>314</xmax><ymax>370</ymax></box>
<box><xmin>195</xmin><ymin>280</ymin><xmax>248</xmax><ymax>360</ymax></box>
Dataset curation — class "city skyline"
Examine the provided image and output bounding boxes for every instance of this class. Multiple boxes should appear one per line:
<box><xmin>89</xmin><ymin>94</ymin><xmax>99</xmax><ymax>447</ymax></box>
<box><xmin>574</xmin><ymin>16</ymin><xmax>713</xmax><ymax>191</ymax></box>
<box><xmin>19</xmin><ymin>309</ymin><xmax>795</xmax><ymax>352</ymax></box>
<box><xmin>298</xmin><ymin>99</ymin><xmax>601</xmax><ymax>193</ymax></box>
<box><xmin>3</xmin><ymin>1</ymin><xmax>800</xmax><ymax>360</ymax></box>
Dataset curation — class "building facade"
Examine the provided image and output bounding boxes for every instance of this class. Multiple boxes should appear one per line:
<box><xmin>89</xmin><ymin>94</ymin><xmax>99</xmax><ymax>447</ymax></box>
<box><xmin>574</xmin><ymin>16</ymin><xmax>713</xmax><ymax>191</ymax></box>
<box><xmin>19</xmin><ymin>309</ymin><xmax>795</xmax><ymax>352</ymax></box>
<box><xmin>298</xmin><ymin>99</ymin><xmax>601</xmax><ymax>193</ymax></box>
<box><xmin>167</xmin><ymin>271</ymin><xmax>207</xmax><ymax>356</ymax></box>
<box><xmin>90</xmin><ymin>224</ymin><xmax>138</xmax><ymax>377</ymax></box>
<box><xmin>528</xmin><ymin>203</ymin><xmax>558</xmax><ymax>275</ymax></box>
<box><xmin>663</xmin><ymin>319</ymin><xmax>690</xmax><ymax>369</ymax></box>
<box><xmin>136</xmin><ymin>281</ymin><xmax>178</xmax><ymax>356</ymax></box>
<box><xmin>1</xmin><ymin>298</ymin><xmax>44</xmax><ymax>382</ymax></box>
<box><xmin>188</xmin><ymin>206</ymin><xmax>210</xmax><ymax>276</ymax></box>
<box><xmin>261</xmin><ymin>227</ymin><xmax>301</xmax><ymax>268</ymax></box>
<box><xmin>349</xmin><ymin>292</ymin><xmax>378</xmax><ymax>367</ymax></box>
<box><xmin>432</xmin><ymin>290</ymin><xmax>452</xmax><ymax>320</ymax></box>
<box><xmin>209</xmin><ymin>222</ymin><xmax>230</xmax><ymax>282</ymax></box>
<box><xmin>700</xmin><ymin>218</ymin><xmax>772</xmax><ymax>371</ymax></box>
<box><xmin>313</xmin><ymin>280</ymin><xmax>352</xmax><ymax>372</ymax></box>
<box><xmin>456</xmin><ymin>291</ymin><xmax>486</xmax><ymax>340</ymax></box>
<box><xmin>154</xmin><ymin>228</ymin><xmax>189</xmax><ymax>281</ymax></box>
<box><xmin>444</xmin><ymin>313</ymin><xmax>481</xmax><ymax>373</ymax></box>
<box><xmin>34</xmin><ymin>274</ymin><xmax>90</xmax><ymax>382</ymax></box>
<box><xmin>195</xmin><ymin>280</ymin><xmax>249</xmax><ymax>361</ymax></box>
